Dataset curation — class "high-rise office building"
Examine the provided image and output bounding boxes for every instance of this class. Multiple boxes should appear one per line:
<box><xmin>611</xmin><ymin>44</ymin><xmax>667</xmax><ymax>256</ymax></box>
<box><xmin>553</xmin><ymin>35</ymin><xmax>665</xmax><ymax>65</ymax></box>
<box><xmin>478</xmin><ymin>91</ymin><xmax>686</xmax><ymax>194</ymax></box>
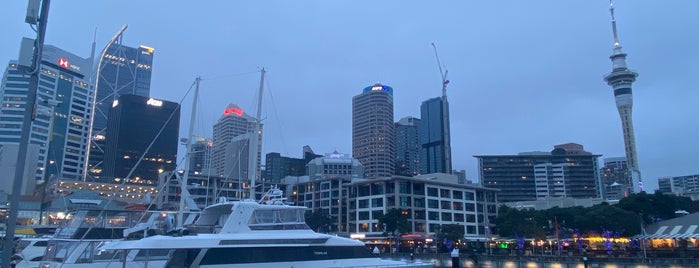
<box><xmin>102</xmin><ymin>94</ymin><xmax>179</xmax><ymax>185</ymax></box>
<box><xmin>211</xmin><ymin>103</ymin><xmax>261</xmax><ymax>180</ymax></box>
<box><xmin>475</xmin><ymin>143</ymin><xmax>601</xmax><ymax>202</ymax></box>
<box><xmin>599</xmin><ymin>157</ymin><xmax>631</xmax><ymax>200</ymax></box>
<box><xmin>352</xmin><ymin>83</ymin><xmax>395</xmax><ymax>178</ymax></box>
<box><xmin>190</xmin><ymin>136</ymin><xmax>213</xmax><ymax>175</ymax></box>
<box><xmin>419</xmin><ymin>97</ymin><xmax>452</xmax><ymax>174</ymax></box>
<box><xmin>395</xmin><ymin>116</ymin><xmax>421</xmax><ymax>176</ymax></box>
<box><xmin>87</xmin><ymin>29</ymin><xmax>154</xmax><ymax>181</ymax></box>
<box><xmin>0</xmin><ymin>44</ymin><xmax>94</xmax><ymax>182</ymax></box>
<box><xmin>603</xmin><ymin>2</ymin><xmax>642</xmax><ymax>193</ymax></box>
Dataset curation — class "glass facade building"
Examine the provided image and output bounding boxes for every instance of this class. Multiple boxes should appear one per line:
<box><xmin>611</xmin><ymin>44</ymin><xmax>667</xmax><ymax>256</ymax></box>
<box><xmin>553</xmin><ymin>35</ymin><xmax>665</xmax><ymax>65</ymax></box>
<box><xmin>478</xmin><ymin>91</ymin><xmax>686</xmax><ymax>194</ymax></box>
<box><xmin>0</xmin><ymin>44</ymin><xmax>94</xmax><ymax>183</ymax></box>
<box><xmin>419</xmin><ymin>97</ymin><xmax>451</xmax><ymax>174</ymax></box>
<box><xmin>395</xmin><ymin>116</ymin><xmax>421</xmax><ymax>176</ymax></box>
<box><xmin>88</xmin><ymin>39</ymin><xmax>154</xmax><ymax>181</ymax></box>
<box><xmin>102</xmin><ymin>94</ymin><xmax>179</xmax><ymax>185</ymax></box>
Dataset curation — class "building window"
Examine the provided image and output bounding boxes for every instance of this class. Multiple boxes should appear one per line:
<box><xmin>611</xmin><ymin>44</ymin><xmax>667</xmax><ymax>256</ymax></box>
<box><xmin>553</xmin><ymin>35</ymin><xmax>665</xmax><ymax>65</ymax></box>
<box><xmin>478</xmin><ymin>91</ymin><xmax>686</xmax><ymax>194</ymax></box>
<box><xmin>414</xmin><ymin>198</ymin><xmax>425</xmax><ymax>207</ymax></box>
<box><xmin>453</xmin><ymin>191</ymin><xmax>463</xmax><ymax>199</ymax></box>
<box><xmin>440</xmin><ymin>189</ymin><xmax>451</xmax><ymax>198</ymax></box>
<box><xmin>399</xmin><ymin>196</ymin><xmax>411</xmax><ymax>207</ymax></box>
<box><xmin>427</xmin><ymin>199</ymin><xmax>439</xmax><ymax>209</ymax></box>
<box><xmin>399</xmin><ymin>182</ymin><xmax>410</xmax><ymax>194</ymax></box>
<box><xmin>428</xmin><ymin>211</ymin><xmax>439</xmax><ymax>221</ymax></box>
<box><xmin>440</xmin><ymin>201</ymin><xmax>451</xmax><ymax>210</ymax></box>
<box><xmin>465</xmin><ymin>203</ymin><xmax>475</xmax><ymax>212</ymax></box>
<box><xmin>358</xmin><ymin>211</ymin><xmax>370</xmax><ymax>220</ymax></box>
<box><xmin>427</xmin><ymin>187</ymin><xmax>438</xmax><ymax>197</ymax></box>
<box><xmin>371</xmin><ymin>198</ymin><xmax>383</xmax><ymax>207</ymax></box>
<box><xmin>454</xmin><ymin>213</ymin><xmax>464</xmax><ymax>222</ymax></box>
<box><xmin>441</xmin><ymin>212</ymin><xmax>452</xmax><ymax>221</ymax></box>
<box><xmin>358</xmin><ymin>199</ymin><xmax>369</xmax><ymax>209</ymax></box>
<box><xmin>465</xmin><ymin>192</ymin><xmax>475</xmax><ymax>200</ymax></box>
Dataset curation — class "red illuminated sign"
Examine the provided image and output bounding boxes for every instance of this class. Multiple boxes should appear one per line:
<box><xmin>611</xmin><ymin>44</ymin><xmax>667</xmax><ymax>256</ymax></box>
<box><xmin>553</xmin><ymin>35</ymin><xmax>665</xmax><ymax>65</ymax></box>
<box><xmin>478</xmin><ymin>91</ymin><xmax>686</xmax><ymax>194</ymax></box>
<box><xmin>58</xmin><ymin>58</ymin><xmax>70</xmax><ymax>69</ymax></box>
<box><xmin>224</xmin><ymin>107</ymin><xmax>243</xmax><ymax>116</ymax></box>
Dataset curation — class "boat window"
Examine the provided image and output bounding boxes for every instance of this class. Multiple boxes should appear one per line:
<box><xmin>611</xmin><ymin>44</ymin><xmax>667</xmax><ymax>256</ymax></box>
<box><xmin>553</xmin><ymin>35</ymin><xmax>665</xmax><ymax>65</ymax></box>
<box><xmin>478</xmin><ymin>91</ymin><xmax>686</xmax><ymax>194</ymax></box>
<box><xmin>135</xmin><ymin>249</ymin><xmax>172</xmax><ymax>261</ymax></box>
<box><xmin>91</xmin><ymin>241</ymin><xmax>124</xmax><ymax>262</ymax></box>
<box><xmin>76</xmin><ymin>242</ymin><xmax>93</xmax><ymax>263</ymax></box>
<box><xmin>44</xmin><ymin>241</ymin><xmax>79</xmax><ymax>262</ymax></box>
<box><xmin>252</xmin><ymin>209</ymin><xmax>275</xmax><ymax>224</ymax></box>
<box><xmin>165</xmin><ymin>249</ymin><xmax>201</xmax><ymax>268</ymax></box>
<box><xmin>200</xmin><ymin>246</ymin><xmax>375</xmax><ymax>265</ymax></box>
<box><xmin>33</xmin><ymin>240</ymin><xmax>48</xmax><ymax>247</ymax></box>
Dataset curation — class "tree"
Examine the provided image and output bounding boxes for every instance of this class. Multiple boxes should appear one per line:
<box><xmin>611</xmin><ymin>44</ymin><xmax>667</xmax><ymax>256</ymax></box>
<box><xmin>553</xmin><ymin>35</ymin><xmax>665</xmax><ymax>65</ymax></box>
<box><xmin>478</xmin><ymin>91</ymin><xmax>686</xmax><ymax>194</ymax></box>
<box><xmin>437</xmin><ymin>224</ymin><xmax>465</xmax><ymax>243</ymax></box>
<box><xmin>377</xmin><ymin>208</ymin><xmax>409</xmax><ymax>234</ymax></box>
<box><xmin>305</xmin><ymin>210</ymin><xmax>332</xmax><ymax>233</ymax></box>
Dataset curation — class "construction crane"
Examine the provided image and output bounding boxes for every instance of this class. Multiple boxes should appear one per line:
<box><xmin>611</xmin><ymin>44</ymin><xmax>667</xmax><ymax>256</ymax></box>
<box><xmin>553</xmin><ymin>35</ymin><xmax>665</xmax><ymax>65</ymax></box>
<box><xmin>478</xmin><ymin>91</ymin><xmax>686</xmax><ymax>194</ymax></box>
<box><xmin>431</xmin><ymin>42</ymin><xmax>449</xmax><ymax>98</ymax></box>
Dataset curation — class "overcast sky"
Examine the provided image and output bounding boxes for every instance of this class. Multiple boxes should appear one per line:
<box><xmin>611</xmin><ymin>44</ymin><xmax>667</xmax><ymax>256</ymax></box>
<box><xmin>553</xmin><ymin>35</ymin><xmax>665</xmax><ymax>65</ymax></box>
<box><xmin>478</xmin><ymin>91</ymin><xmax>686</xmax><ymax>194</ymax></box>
<box><xmin>2</xmin><ymin>1</ymin><xmax>698</xmax><ymax>191</ymax></box>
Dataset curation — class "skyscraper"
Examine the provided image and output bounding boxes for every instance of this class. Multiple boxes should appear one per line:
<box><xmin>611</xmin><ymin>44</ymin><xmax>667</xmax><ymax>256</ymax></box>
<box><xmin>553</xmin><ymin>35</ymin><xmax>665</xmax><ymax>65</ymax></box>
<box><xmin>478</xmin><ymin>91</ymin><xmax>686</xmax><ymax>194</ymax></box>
<box><xmin>395</xmin><ymin>116</ymin><xmax>421</xmax><ymax>176</ymax></box>
<box><xmin>102</xmin><ymin>94</ymin><xmax>179</xmax><ymax>185</ymax></box>
<box><xmin>0</xmin><ymin>44</ymin><xmax>94</xmax><ymax>182</ymax></box>
<box><xmin>211</xmin><ymin>103</ymin><xmax>261</xmax><ymax>180</ymax></box>
<box><xmin>419</xmin><ymin>97</ymin><xmax>452</xmax><ymax>174</ymax></box>
<box><xmin>352</xmin><ymin>83</ymin><xmax>395</xmax><ymax>178</ymax></box>
<box><xmin>87</xmin><ymin>29</ymin><xmax>154</xmax><ymax>181</ymax></box>
<box><xmin>603</xmin><ymin>1</ymin><xmax>642</xmax><ymax>193</ymax></box>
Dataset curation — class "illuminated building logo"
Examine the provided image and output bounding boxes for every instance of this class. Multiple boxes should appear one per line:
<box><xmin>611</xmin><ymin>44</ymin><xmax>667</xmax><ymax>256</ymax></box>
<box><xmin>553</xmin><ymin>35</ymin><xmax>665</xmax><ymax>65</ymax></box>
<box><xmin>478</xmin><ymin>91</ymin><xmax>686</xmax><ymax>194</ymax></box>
<box><xmin>371</xmin><ymin>85</ymin><xmax>383</xmax><ymax>91</ymax></box>
<box><xmin>58</xmin><ymin>58</ymin><xmax>70</xmax><ymax>69</ymax></box>
<box><xmin>146</xmin><ymin>98</ymin><xmax>163</xmax><ymax>107</ymax></box>
<box><xmin>224</xmin><ymin>107</ymin><xmax>243</xmax><ymax>116</ymax></box>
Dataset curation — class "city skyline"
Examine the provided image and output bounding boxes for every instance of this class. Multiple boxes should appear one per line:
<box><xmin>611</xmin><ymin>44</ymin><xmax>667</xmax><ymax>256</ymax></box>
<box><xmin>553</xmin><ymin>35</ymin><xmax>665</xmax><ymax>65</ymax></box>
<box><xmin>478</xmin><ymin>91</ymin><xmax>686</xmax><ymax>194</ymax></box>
<box><xmin>1</xmin><ymin>1</ymin><xmax>698</xmax><ymax>191</ymax></box>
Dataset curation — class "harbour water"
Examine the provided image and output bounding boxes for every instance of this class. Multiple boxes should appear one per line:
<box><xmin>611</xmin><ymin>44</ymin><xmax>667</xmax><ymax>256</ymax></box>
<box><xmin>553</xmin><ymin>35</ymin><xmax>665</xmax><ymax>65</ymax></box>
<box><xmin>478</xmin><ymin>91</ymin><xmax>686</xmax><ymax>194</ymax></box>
<box><xmin>381</xmin><ymin>253</ymin><xmax>699</xmax><ymax>268</ymax></box>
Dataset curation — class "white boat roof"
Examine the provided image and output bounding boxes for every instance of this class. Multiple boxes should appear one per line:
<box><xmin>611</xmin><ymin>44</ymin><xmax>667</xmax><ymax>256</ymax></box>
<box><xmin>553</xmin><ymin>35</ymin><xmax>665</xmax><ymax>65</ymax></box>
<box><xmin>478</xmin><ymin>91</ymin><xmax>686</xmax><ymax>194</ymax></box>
<box><xmin>101</xmin><ymin>230</ymin><xmax>363</xmax><ymax>250</ymax></box>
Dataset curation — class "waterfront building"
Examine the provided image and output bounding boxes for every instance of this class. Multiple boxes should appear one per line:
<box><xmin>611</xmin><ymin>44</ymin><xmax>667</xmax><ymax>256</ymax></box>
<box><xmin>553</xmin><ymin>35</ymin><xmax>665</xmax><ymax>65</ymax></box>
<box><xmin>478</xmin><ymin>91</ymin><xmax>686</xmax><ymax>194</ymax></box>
<box><xmin>475</xmin><ymin>143</ymin><xmax>601</xmax><ymax>203</ymax></box>
<box><xmin>657</xmin><ymin>175</ymin><xmax>699</xmax><ymax>196</ymax></box>
<box><xmin>211</xmin><ymin>103</ymin><xmax>261</xmax><ymax>181</ymax></box>
<box><xmin>599</xmin><ymin>157</ymin><xmax>631</xmax><ymax>200</ymax></box>
<box><xmin>102</xmin><ymin>94</ymin><xmax>180</xmax><ymax>186</ymax></box>
<box><xmin>419</xmin><ymin>97</ymin><xmax>452</xmax><ymax>174</ymax></box>
<box><xmin>0</xmin><ymin>44</ymin><xmax>94</xmax><ymax>182</ymax></box>
<box><xmin>88</xmin><ymin>31</ymin><xmax>154</xmax><ymax>181</ymax></box>
<box><xmin>352</xmin><ymin>83</ymin><xmax>395</xmax><ymax>178</ymax></box>
<box><xmin>603</xmin><ymin>2</ymin><xmax>642</xmax><ymax>193</ymax></box>
<box><xmin>346</xmin><ymin>173</ymin><xmax>498</xmax><ymax>240</ymax></box>
<box><xmin>395</xmin><ymin>116</ymin><xmax>421</xmax><ymax>176</ymax></box>
<box><xmin>264</xmin><ymin>146</ymin><xmax>320</xmax><ymax>184</ymax></box>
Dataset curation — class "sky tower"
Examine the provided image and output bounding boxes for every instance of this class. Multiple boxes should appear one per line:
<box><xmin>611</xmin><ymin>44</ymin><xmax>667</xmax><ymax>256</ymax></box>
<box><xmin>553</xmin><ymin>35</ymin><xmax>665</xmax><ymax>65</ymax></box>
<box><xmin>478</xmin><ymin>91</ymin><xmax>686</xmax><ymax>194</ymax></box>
<box><xmin>603</xmin><ymin>0</ymin><xmax>642</xmax><ymax>193</ymax></box>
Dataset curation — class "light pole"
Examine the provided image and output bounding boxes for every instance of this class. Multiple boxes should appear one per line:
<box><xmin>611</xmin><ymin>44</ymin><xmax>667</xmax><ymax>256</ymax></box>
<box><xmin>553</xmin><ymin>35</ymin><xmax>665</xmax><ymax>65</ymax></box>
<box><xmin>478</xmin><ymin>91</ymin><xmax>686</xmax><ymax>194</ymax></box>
<box><xmin>2</xmin><ymin>1</ymin><xmax>51</xmax><ymax>267</ymax></box>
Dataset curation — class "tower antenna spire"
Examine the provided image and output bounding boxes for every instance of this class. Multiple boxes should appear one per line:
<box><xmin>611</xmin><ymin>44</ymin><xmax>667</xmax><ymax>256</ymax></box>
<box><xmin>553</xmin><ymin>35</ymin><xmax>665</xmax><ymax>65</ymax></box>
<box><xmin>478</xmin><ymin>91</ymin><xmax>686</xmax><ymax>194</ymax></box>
<box><xmin>609</xmin><ymin>0</ymin><xmax>621</xmax><ymax>48</ymax></box>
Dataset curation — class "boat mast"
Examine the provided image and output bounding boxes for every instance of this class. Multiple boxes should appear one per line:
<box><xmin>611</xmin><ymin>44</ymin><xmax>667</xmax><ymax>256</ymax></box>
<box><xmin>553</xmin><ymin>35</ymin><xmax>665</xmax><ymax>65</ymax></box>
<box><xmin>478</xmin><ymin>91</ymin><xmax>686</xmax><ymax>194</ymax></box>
<box><xmin>249</xmin><ymin>68</ymin><xmax>265</xmax><ymax>200</ymax></box>
<box><xmin>178</xmin><ymin>76</ymin><xmax>200</xmax><ymax>228</ymax></box>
